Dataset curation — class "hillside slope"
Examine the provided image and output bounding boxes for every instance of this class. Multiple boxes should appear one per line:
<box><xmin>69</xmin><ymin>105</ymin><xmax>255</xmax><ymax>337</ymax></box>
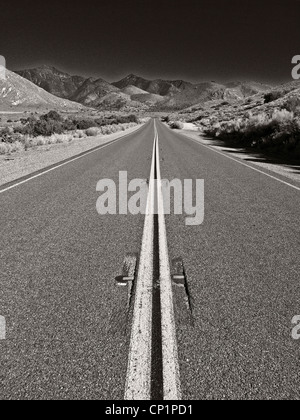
<box><xmin>113</xmin><ymin>74</ymin><xmax>182</xmax><ymax>96</ymax></box>
<box><xmin>174</xmin><ymin>80</ymin><xmax>300</xmax><ymax>127</ymax></box>
<box><xmin>121</xmin><ymin>85</ymin><xmax>149</xmax><ymax>95</ymax></box>
<box><xmin>16</xmin><ymin>66</ymin><xmax>86</xmax><ymax>99</ymax></box>
<box><xmin>96</xmin><ymin>92</ymin><xmax>148</xmax><ymax>112</ymax></box>
<box><xmin>0</xmin><ymin>69</ymin><xmax>84</xmax><ymax>111</ymax></box>
<box><xmin>70</xmin><ymin>77</ymin><xmax>119</xmax><ymax>106</ymax></box>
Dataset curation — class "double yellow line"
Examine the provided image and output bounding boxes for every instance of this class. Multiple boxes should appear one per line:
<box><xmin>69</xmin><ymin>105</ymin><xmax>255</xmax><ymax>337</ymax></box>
<box><xmin>125</xmin><ymin>120</ymin><xmax>181</xmax><ymax>400</ymax></box>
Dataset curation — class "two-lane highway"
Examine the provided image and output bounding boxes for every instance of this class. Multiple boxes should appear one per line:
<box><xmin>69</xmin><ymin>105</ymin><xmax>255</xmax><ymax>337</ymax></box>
<box><xmin>0</xmin><ymin>119</ymin><xmax>300</xmax><ymax>400</ymax></box>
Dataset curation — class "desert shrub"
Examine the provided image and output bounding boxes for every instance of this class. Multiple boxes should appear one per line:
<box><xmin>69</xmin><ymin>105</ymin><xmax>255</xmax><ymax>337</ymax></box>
<box><xmin>0</xmin><ymin>141</ymin><xmax>24</xmax><ymax>154</ymax></box>
<box><xmin>101</xmin><ymin>114</ymin><xmax>139</xmax><ymax>126</ymax></box>
<box><xmin>34</xmin><ymin>119</ymin><xmax>64</xmax><ymax>136</ymax></box>
<box><xmin>264</xmin><ymin>91</ymin><xmax>282</xmax><ymax>103</ymax></box>
<box><xmin>73</xmin><ymin>130</ymin><xmax>86</xmax><ymax>139</ymax></box>
<box><xmin>16</xmin><ymin>116</ymin><xmax>37</xmax><ymax>135</ymax></box>
<box><xmin>111</xmin><ymin>124</ymin><xmax>119</xmax><ymax>133</ymax></box>
<box><xmin>0</xmin><ymin>127</ymin><xmax>13</xmax><ymax>141</ymax></box>
<box><xmin>0</xmin><ymin>127</ymin><xmax>24</xmax><ymax>143</ymax></box>
<box><xmin>15</xmin><ymin>113</ymin><xmax>65</xmax><ymax>136</ymax></box>
<box><xmin>170</xmin><ymin>121</ymin><xmax>184</xmax><ymax>129</ymax></box>
<box><xmin>0</xmin><ymin>143</ymin><xmax>9</xmax><ymax>154</ymax></box>
<box><xmin>84</xmin><ymin>122</ymin><xmax>138</xmax><ymax>137</ymax></box>
<box><xmin>86</xmin><ymin>127</ymin><xmax>101</xmax><ymax>137</ymax></box>
<box><xmin>62</xmin><ymin>118</ymin><xmax>77</xmax><ymax>131</ymax></box>
<box><xmin>120</xmin><ymin>114</ymin><xmax>138</xmax><ymax>124</ymax></box>
<box><xmin>51</xmin><ymin>133</ymin><xmax>73</xmax><ymax>143</ymax></box>
<box><xmin>40</xmin><ymin>110</ymin><xmax>63</xmax><ymax>122</ymax></box>
<box><xmin>103</xmin><ymin>125</ymin><xmax>115</xmax><ymax>135</ymax></box>
<box><xmin>24</xmin><ymin>133</ymin><xmax>74</xmax><ymax>149</ymax></box>
<box><xmin>35</xmin><ymin>136</ymin><xmax>47</xmax><ymax>146</ymax></box>
<box><xmin>11</xmin><ymin>141</ymin><xmax>24</xmax><ymax>152</ymax></box>
<box><xmin>100</xmin><ymin>126</ymin><xmax>108</xmax><ymax>135</ymax></box>
<box><xmin>17</xmin><ymin>112</ymin><xmax>98</xmax><ymax>135</ymax></box>
<box><xmin>272</xmin><ymin>109</ymin><xmax>294</xmax><ymax>124</ymax></box>
<box><xmin>72</xmin><ymin>118</ymin><xmax>96</xmax><ymax>130</ymax></box>
<box><xmin>284</xmin><ymin>97</ymin><xmax>300</xmax><ymax>114</ymax></box>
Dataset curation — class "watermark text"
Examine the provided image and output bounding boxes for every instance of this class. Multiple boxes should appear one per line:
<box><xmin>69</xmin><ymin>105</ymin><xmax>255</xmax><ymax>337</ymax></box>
<box><xmin>0</xmin><ymin>56</ymin><xmax>6</xmax><ymax>80</ymax></box>
<box><xmin>292</xmin><ymin>55</ymin><xmax>300</xmax><ymax>80</ymax></box>
<box><xmin>292</xmin><ymin>316</ymin><xmax>300</xmax><ymax>340</ymax></box>
<box><xmin>96</xmin><ymin>172</ymin><xmax>205</xmax><ymax>226</ymax></box>
<box><xmin>0</xmin><ymin>316</ymin><xmax>6</xmax><ymax>340</ymax></box>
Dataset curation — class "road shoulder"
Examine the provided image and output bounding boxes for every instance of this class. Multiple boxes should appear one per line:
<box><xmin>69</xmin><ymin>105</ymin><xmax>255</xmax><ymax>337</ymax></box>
<box><xmin>175</xmin><ymin>128</ymin><xmax>300</xmax><ymax>186</ymax></box>
<box><xmin>0</xmin><ymin>125</ymin><xmax>142</xmax><ymax>187</ymax></box>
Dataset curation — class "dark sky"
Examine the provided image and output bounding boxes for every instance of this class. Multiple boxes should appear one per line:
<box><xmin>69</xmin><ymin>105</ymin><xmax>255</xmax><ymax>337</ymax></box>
<box><xmin>1</xmin><ymin>0</ymin><xmax>299</xmax><ymax>84</ymax></box>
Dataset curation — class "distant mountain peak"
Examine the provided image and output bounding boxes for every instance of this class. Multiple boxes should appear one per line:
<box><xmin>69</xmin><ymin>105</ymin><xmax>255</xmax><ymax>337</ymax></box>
<box><xmin>113</xmin><ymin>74</ymin><xmax>181</xmax><ymax>96</ymax></box>
<box><xmin>119</xmin><ymin>74</ymin><xmax>148</xmax><ymax>84</ymax></box>
<box><xmin>126</xmin><ymin>73</ymin><xmax>142</xmax><ymax>79</ymax></box>
<box><xmin>39</xmin><ymin>64</ymin><xmax>58</xmax><ymax>70</ymax></box>
<box><xmin>28</xmin><ymin>65</ymin><xmax>64</xmax><ymax>74</ymax></box>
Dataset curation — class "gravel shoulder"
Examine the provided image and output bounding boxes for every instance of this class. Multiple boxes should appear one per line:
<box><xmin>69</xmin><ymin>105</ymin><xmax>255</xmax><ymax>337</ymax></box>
<box><xmin>177</xmin><ymin>129</ymin><xmax>300</xmax><ymax>185</ymax></box>
<box><xmin>0</xmin><ymin>125</ymin><xmax>142</xmax><ymax>187</ymax></box>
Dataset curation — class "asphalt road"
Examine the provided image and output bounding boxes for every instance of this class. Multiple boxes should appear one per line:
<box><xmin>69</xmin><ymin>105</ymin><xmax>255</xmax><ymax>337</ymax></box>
<box><xmin>156</xmin><ymin>120</ymin><xmax>300</xmax><ymax>400</ymax></box>
<box><xmin>1</xmin><ymin>119</ymin><xmax>300</xmax><ymax>400</ymax></box>
<box><xmin>0</xmin><ymin>121</ymin><xmax>153</xmax><ymax>399</ymax></box>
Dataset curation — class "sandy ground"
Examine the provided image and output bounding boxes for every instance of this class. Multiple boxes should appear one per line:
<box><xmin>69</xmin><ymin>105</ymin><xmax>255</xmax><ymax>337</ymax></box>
<box><xmin>0</xmin><ymin>125</ymin><xmax>142</xmax><ymax>187</ymax></box>
<box><xmin>182</xmin><ymin>122</ymin><xmax>199</xmax><ymax>131</ymax></box>
<box><xmin>178</xmin><ymin>129</ymin><xmax>300</xmax><ymax>185</ymax></box>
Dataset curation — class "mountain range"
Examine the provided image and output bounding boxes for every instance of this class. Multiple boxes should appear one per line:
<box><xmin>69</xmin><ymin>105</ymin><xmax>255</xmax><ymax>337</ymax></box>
<box><xmin>15</xmin><ymin>66</ymin><xmax>272</xmax><ymax>112</ymax></box>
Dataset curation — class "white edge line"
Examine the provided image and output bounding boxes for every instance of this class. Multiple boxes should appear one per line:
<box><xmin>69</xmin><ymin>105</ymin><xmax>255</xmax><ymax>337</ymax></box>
<box><xmin>0</xmin><ymin>124</ymin><xmax>145</xmax><ymax>195</ymax></box>
<box><xmin>155</xmin><ymin>121</ymin><xmax>182</xmax><ymax>400</ymax></box>
<box><xmin>124</xmin><ymin>122</ymin><xmax>156</xmax><ymax>400</ymax></box>
<box><xmin>173</xmin><ymin>128</ymin><xmax>300</xmax><ymax>192</ymax></box>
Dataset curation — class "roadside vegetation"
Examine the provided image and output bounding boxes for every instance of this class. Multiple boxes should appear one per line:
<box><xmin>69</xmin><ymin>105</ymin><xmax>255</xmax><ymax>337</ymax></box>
<box><xmin>169</xmin><ymin>121</ymin><xmax>184</xmax><ymax>129</ymax></box>
<box><xmin>203</xmin><ymin>98</ymin><xmax>300</xmax><ymax>159</ymax></box>
<box><xmin>0</xmin><ymin>111</ymin><xmax>139</xmax><ymax>155</ymax></box>
<box><xmin>165</xmin><ymin>84</ymin><xmax>300</xmax><ymax>160</ymax></box>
